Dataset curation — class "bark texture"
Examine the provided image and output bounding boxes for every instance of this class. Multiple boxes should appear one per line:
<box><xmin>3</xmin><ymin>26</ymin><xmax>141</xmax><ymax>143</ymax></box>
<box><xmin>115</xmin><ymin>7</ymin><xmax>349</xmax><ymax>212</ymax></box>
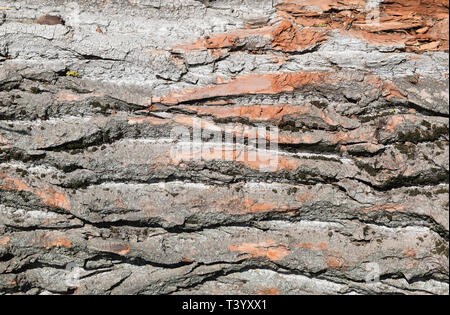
<box><xmin>0</xmin><ymin>0</ymin><xmax>449</xmax><ymax>295</ymax></box>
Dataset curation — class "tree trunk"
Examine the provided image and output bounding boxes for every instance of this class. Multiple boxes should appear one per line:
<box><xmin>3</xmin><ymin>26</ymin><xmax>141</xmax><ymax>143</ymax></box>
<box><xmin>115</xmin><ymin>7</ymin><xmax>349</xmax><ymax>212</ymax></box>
<box><xmin>0</xmin><ymin>0</ymin><xmax>448</xmax><ymax>295</ymax></box>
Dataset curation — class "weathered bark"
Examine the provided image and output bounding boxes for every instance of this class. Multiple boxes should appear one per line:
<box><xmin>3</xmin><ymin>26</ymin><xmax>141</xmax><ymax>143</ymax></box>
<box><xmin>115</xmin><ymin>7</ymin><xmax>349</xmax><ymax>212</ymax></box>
<box><xmin>0</xmin><ymin>0</ymin><xmax>448</xmax><ymax>295</ymax></box>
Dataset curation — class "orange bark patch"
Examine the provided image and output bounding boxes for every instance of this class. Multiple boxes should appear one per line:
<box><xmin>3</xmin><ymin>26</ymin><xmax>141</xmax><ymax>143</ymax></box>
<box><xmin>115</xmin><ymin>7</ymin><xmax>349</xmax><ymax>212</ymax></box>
<box><xmin>277</xmin><ymin>133</ymin><xmax>316</xmax><ymax>145</ymax></box>
<box><xmin>384</xmin><ymin>115</ymin><xmax>419</xmax><ymax>132</ymax></box>
<box><xmin>0</xmin><ymin>236</ymin><xmax>10</xmax><ymax>247</ymax></box>
<box><xmin>383</xmin><ymin>83</ymin><xmax>406</xmax><ymax>100</ymax></box>
<box><xmin>0</xmin><ymin>172</ymin><xmax>71</xmax><ymax>210</ymax></box>
<box><xmin>42</xmin><ymin>235</ymin><xmax>72</xmax><ymax>249</ymax></box>
<box><xmin>160</xmin><ymin>74</ymin><xmax>272</xmax><ymax>105</ymax></box>
<box><xmin>182</xmin><ymin>257</ymin><xmax>194</xmax><ymax>263</ymax></box>
<box><xmin>160</xmin><ymin>72</ymin><xmax>328</xmax><ymax>105</ymax></box>
<box><xmin>93</xmin><ymin>243</ymin><xmax>131</xmax><ymax>256</ymax></box>
<box><xmin>330</xmin><ymin>128</ymin><xmax>377</xmax><ymax>144</ymax></box>
<box><xmin>270</xmin><ymin>72</ymin><xmax>326</xmax><ymax>93</ymax></box>
<box><xmin>258</xmin><ymin>288</ymin><xmax>281</xmax><ymax>295</ymax></box>
<box><xmin>35</xmin><ymin>188</ymin><xmax>71</xmax><ymax>210</ymax></box>
<box><xmin>116</xmin><ymin>245</ymin><xmax>131</xmax><ymax>256</ymax></box>
<box><xmin>228</xmin><ymin>240</ymin><xmax>291</xmax><ymax>261</ymax></box>
<box><xmin>243</xmin><ymin>199</ymin><xmax>276</xmax><ymax>213</ymax></box>
<box><xmin>5</xmin><ymin>281</ymin><xmax>17</xmax><ymax>286</ymax></box>
<box><xmin>272</xmin><ymin>19</ymin><xmax>328</xmax><ymax>52</ymax></box>
<box><xmin>0</xmin><ymin>173</ymin><xmax>30</xmax><ymax>191</ymax></box>
<box><xmin>173</xmin><ymin>33</ymin><xmax>241</xmax><ymax>52</ymax></box>
<box><xmin>364</xmin><ymin>75</ymin><xmax>406</xmax><ymax>100</ymax></box>
<box><xmin>183</xmin><ymin>105</ymin><xmax>306</xmax><ymax>122</ymax></box>
<box><xmin>404</xmin><ymin>248</ymin><xmax>417</xmax><ymax>258</ymax></box>
<box><xmin>241</xmin><ymin>152</ymin><xmax>300</xmax><ymax>172</ymax></box>
<box><xmin>296</xmin><ymin>194</ymin><xmax>313</xmax><ymax>203</ymax></box>
<box><xmin>326</xmin><ymin>256</ymin><xmax>346</xmax><ymax>270</ymax></box>
<box><xmin>169</xmin><ymin>145</ymin><xmax>300</xmax><ymax>172</ymax></box>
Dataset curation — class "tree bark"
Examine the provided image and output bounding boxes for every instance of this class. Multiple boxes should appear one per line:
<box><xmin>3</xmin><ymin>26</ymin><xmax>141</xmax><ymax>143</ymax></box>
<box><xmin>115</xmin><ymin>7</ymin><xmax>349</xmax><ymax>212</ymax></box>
<box><xmin>0</xmin><ymin>0</ymin><xmax>448</xmax><ymax>295</ymax></box>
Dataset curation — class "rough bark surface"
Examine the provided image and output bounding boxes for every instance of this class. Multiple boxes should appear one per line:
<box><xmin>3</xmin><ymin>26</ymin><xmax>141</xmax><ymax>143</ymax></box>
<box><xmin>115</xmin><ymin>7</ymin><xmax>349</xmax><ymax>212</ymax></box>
<box><xmin>0</xmin><ymin>0</ymin><xmax>449</xmax><ymax>295</ymax></box>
